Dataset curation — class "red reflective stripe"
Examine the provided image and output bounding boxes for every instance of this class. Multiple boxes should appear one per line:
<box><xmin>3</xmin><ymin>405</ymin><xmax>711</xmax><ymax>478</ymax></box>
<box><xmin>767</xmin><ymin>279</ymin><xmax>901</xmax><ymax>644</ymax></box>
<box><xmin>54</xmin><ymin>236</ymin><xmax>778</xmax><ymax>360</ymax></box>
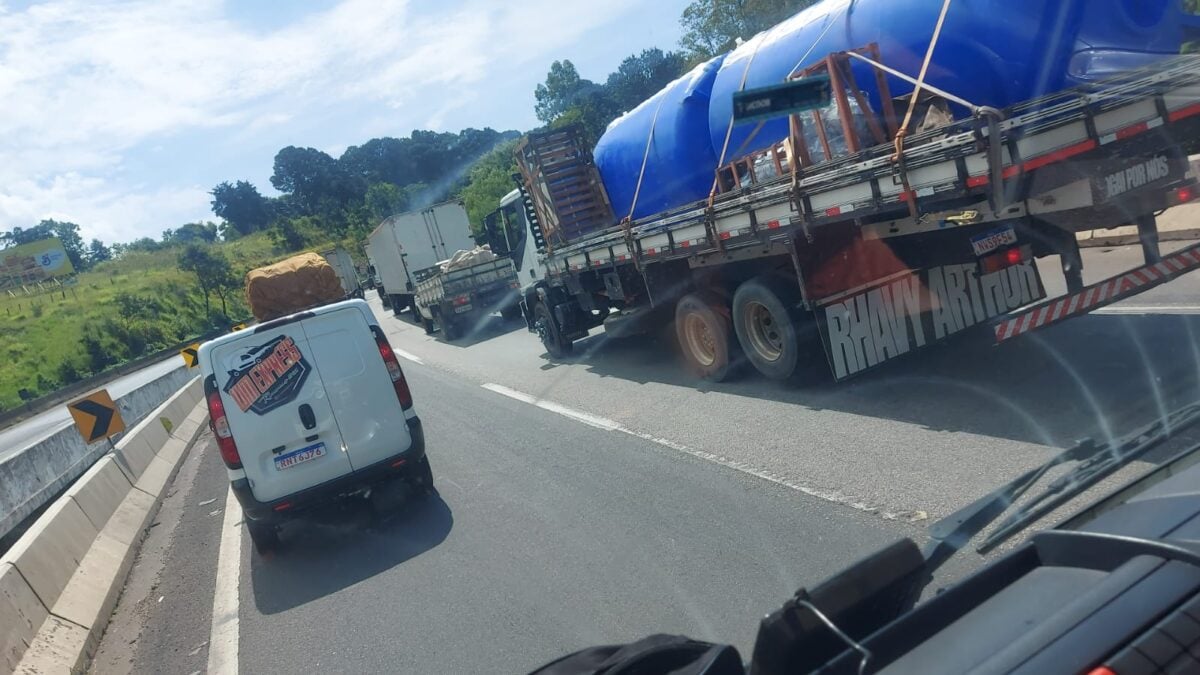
<box><xmin>1169</xmin><ymin>102</ymin><xmax>1200</xmax><ymax>122</ymax></box>
<box><xmin>645</xmin><ymin>248</ymin><xmax>656</xmax><ymax>255</ymax></box>
<box><xmin>1115</xmin><ymin>121</ymin><xmax>1148</xmax><ymax>140</ymax></box>
<box><xmin>1022</xmin><ymin>139</ymin><xmax>1098</xmax><ymax>173</ymax></box>
<box><xmin>825</xmin><ymin>207</ymin><xmax>841</xmax><ymax>217</ymax></box>
<box><xmin>719</xmin><ymin>231</ymin><xmax>732</xmax><ymax>240</ymax></box>
<box><xmin>967</xmin><ymin>175</ymin><xmax>989</xmax><ymax>188</ymax></box>
<box><xmin>766</xmin><ymin>220</ymin><xmax>782</xmax><ymax>229</ymax></box>
<box><xmin>899</xmin><ymin>191</ymin><xmax>915</xmax><ymax>202</ymax></box>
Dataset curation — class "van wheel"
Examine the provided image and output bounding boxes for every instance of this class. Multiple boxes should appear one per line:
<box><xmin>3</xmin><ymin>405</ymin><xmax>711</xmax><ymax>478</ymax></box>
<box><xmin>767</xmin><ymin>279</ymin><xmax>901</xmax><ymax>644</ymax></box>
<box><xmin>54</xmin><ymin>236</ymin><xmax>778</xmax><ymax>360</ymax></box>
<box><xmin>247</xmin><ymin>521</ymin><xmax>279</xmax><ymax>556</ymax></box>
<box><xmin>733</xmin><ymin>277</ymin><xmax>803</xmax><ymax>381</ymax></box>
<box><xmin>413</xmin><ymin>456</ymin><xmax>436</xmax><ymax>497</ymax></box>
<box><xmin>534</xmin><ymin>302</ymin><xmax>573</xmax><ymax>358</ymax></box>
<box><xmin>675</xmin><ymin>292</ymin><xmax>736</xmax><ymax>382</ymax></box>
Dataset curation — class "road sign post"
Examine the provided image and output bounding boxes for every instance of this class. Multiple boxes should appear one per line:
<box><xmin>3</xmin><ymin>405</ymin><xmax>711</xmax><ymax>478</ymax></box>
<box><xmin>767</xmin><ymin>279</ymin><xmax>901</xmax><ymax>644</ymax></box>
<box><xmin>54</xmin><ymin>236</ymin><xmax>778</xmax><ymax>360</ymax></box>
<box><xmin>67</xmin><ymin>389</ymin><xmax>126</xmax><ymax>444</ymax></box>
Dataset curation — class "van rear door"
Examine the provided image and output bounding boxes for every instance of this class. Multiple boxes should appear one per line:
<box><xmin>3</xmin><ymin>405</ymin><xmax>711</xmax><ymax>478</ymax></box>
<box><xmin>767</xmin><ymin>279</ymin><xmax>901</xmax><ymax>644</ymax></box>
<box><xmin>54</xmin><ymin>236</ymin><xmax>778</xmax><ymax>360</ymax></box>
<box><xmin>299</xmin><ymin>304</ymin><xmax>413</xmax><ymax>470</ymax></box>
<box><xmin>207</xmin><ymin>322</ymin><xmax>352</xmax><ymax>502</ymax></box>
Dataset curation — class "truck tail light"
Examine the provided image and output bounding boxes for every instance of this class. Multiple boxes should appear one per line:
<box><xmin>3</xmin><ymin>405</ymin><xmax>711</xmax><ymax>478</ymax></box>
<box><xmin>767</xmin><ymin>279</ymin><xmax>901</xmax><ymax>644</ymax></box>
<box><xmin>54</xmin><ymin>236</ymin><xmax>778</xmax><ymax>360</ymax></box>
<box><xmin>373</xmin><ymin>330</ymin><xmax>413</xmax><ymax>410</ymax></box>
<box><xmin>452</xmin><ymin>295</ymin><xmax>471</xmax><ymax>306</ymax></box>
<box><xmin>981</xmin><ymin>245</ymin><xmax>1031</xmax><ymax>274</ymax></box>
<box><xmin>1170</xmin><ymin>185</ymin><xmax>1197</xmax><ymax>206</ymax></box>
<box><xmin>206</xmin><ymin>387</ymin><xmax>242</xmax><ymax>469</ymax></box>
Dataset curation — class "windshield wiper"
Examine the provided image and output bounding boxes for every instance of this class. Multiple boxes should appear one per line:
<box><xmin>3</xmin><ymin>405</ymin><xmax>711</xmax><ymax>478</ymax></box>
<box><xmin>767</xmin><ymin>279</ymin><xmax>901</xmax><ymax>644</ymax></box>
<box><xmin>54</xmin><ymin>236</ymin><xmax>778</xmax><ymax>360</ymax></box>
<box><xmin>924</xmin><ymin>401</ymin><xmax>1200</xmax><ymax>571</ymax></box>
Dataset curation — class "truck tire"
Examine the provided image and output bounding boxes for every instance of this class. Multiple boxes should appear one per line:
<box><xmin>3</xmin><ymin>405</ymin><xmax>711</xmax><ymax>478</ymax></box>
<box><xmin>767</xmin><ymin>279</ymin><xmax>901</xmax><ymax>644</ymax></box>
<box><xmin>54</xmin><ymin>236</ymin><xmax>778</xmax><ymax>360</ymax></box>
<box><xmin>675</xmin><ymin>292</ymin><xmax>736</xmax><ymax>382</ymax></box>
<box><xmin>380</xmin><ymin>290</ymin><xmax>392</xmax><ymax>309</ymax></box>
<box><xmin>422</xmin><ymin>315</ymin><xmax>436</xmax><ymax>335</ymax></box>
<box><xmin>501</xmin><ymin>304</ymin><xmax>522</xmax><ymax>321</ymax></box>
<box><xmin>440</xmin><ymin>315</ymin><xmax>461</xmax><ymax>341</ymax></box>
<box><xmin>534</xmin><ymin>302</ymin><xmax>573</xmax><ymax>358</ymax></box>
<box><xmin>247</xmin><ymin>520</ymin><xmax>279</xmax><ymax>556</ymax></box>
<box><xmin>732</xmin><ymin>277</ymin><xmax>803</xmax><ymax>381</ymax></box>
<box><xmin>390</xmin><ymin>295</ymin><xmax>405</xmax><ymax>315</ymax></box>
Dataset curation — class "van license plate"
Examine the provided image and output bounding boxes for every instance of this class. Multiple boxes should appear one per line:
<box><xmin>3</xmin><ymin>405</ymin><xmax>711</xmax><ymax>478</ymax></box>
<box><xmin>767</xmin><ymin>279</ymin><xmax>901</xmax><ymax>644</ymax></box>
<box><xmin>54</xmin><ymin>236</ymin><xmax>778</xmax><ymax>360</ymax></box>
<box><xmin>274</xmin><ymin>442</ymin><xmax>326</xmax><ymax>471</ymax></box>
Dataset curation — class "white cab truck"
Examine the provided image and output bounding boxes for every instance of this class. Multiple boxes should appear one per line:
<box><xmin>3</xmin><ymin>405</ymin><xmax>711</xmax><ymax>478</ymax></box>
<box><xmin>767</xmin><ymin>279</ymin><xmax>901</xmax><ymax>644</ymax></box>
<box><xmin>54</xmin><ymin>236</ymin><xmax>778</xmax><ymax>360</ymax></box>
<box><xmin>494</xmin><ymin>53</ymin><xmax>1200</xmax><ymax>383</ymax></box>
<box><xmin>365</xmin><ymin>201</ymin><xmax>478</xmax><ymax>316</ymax></box>
<box><xmin>199</xmin><ymin>299</ymin><xmax>431</xmax><ymax>553</ymax></box>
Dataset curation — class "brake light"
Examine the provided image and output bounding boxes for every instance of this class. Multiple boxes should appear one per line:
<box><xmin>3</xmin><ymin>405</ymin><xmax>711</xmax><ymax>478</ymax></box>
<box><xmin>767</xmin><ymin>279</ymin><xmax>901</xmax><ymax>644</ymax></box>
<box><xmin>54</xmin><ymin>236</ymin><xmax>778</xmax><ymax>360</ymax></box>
<box><xmin>981</xmin><ymin>245</ymin><xmax>1031</xmax><ymax>274</ymax></box>
<box><xmin>374</xmin><ymin>331</ymin><xmax>413</xmax><ymax>410</ymax></box>
<box><xmin>206</xmin><ymin>387</ymin><xmax>242</xmax><ymax>469</ymax></box>
<box><xmin>452</xmin><ymin>295</ymin><xmax>471</xmax><ymax>306</ymax></box>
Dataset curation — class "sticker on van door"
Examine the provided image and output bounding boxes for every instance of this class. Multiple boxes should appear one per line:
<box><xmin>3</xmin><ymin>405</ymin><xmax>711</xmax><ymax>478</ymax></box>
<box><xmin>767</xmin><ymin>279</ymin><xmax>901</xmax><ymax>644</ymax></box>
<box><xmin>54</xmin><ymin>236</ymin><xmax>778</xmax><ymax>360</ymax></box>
<box><xmin>222</xmin><ymin>335</ymin><xmax>312</xmax><ymax>415</ymax></box>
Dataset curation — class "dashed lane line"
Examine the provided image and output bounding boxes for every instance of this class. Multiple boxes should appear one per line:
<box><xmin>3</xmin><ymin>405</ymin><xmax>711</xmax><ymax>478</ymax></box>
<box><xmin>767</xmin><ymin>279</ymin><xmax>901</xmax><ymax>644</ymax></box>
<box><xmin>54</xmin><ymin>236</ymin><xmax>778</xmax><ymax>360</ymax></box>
<box><xmin>392</xmin><ymin>347</ymin><xmax>424</xmax><ymax>365</ymax></box>
<box><xmin>207</xmin><ymin>488</ymin><xmax>243</xmax><ymax>675</ymax></box>
<box><xmin>479</xmin><ymin>382</ymin><xmax>927</xmax><ymax>523</ymax></box>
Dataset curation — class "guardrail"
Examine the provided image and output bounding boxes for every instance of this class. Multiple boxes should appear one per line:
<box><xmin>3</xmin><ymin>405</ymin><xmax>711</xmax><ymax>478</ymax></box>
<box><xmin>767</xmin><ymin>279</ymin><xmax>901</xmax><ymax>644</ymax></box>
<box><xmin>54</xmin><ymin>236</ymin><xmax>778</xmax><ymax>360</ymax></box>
<box><xmin>0</xmin><ymin>376</ymin><xmax>206</xmax><ymax>674</ymax></box>
<box><xmin>0</xmin><ymin>366</ymin><xmax>195</xmax><ymax>547</ymax></box>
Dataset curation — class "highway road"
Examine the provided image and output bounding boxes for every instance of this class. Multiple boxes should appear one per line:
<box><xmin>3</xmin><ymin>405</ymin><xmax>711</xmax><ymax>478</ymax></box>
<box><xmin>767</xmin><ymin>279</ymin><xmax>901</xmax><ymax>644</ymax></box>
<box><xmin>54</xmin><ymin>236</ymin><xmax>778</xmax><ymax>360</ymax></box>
<box><xmin>91</xmin><ymin>243</ymin><xmax>1200</xmax><ymax>673</ymax></box>
<box><xmin>0</xmin><ymin>356</ymin><xmax>184</xmax><ymax>462</ymax></box>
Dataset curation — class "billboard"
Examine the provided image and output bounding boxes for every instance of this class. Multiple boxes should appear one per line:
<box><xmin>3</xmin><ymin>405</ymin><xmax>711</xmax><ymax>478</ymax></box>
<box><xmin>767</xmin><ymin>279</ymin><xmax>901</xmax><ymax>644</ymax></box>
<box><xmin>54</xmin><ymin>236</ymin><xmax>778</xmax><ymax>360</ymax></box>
<box><xmin>0</xmin><ymin>238</ymin><xmax>75</xmax><ymax>289</ymax></box>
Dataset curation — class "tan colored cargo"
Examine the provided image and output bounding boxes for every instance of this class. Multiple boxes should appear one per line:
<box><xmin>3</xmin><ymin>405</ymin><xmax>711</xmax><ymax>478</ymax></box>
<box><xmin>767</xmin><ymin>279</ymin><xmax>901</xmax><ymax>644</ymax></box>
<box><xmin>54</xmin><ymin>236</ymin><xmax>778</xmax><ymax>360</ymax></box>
<box><xmin>244</xmin><ymin>252</ymin><xmax>346</xmax><ymax>321</ymax></box>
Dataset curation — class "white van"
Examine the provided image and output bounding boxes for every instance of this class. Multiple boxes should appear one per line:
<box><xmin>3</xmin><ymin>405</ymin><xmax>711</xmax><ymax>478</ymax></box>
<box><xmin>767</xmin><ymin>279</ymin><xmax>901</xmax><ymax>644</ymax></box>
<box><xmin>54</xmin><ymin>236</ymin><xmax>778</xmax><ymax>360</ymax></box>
<box><xmin>199</xmin><ymin>298</ymin><xmax>430</xmax><ymax>553</ymax></box>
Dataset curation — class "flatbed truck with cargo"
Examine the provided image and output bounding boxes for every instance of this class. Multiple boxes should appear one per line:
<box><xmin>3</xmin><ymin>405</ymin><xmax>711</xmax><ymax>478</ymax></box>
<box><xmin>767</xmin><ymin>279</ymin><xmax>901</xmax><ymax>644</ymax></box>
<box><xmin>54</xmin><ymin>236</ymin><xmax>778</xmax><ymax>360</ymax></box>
<box><xmin>488</xmin><ymin>52</ymin><xmax>1200</xmax><ymax>383</ymax></box>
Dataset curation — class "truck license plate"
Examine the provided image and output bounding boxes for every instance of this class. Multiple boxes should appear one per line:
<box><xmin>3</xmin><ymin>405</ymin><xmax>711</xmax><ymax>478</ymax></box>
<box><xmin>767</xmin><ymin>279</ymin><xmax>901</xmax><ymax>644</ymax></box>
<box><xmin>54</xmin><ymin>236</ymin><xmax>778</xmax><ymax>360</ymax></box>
<box><xmin>970</xmin><ymin>226</ymin><xmax>1017</xmax><ymax>257</ymax></box>
<box><xmin>274</xmin><ymin>442</ymin><xmax>326</xmax><ymax>471</ymax></box>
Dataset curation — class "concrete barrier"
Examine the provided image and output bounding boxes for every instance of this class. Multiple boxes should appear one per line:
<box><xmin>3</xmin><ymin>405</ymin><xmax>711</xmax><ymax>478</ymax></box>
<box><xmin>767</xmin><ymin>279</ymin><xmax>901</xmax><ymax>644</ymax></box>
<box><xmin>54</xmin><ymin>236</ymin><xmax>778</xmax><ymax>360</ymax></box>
<box><xmin>0</xmin><ymin>365</ymin><xmax>194</xmax><ymax>545</ymax></box>
<box><xmin>1</xmin><ymin>376</ymin><xmax>207</xmax><ymax>675</ymax></box>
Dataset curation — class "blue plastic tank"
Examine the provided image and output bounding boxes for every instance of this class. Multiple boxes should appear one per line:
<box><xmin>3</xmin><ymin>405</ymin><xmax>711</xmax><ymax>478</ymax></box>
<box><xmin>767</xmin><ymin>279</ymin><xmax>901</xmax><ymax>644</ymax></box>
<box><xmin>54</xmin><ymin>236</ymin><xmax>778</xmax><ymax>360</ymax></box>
<box><xmin>594</xmin><ymin>55</ymin><xmax>726</xmax><ymax>222</ymax></box>
<box><xmin>707</xmin><ymin>0</ymin><xmax>1195</xmax><ymax>162</ymax></box>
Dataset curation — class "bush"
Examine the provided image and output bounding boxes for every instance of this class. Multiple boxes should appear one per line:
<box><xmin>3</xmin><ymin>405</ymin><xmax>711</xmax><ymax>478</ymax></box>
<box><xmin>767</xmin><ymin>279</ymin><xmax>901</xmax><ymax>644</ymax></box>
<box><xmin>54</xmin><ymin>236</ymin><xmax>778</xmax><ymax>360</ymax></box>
<box><xmin>31</xmin><ymin>303</ymin><xmax>44</xmax><ymax>318</ymax></box>
<box><xmin>56</xmin><ymin>359</ymin><xmax>83</xmax><ymax>385</ymax></box>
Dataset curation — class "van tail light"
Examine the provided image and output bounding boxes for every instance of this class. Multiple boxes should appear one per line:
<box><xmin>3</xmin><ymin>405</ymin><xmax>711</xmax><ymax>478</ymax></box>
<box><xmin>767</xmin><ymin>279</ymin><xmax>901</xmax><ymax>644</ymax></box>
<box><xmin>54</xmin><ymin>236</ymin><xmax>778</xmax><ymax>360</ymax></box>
<box><xmin>205</xmin><ymin>384</ymin><xmax>242</xmax><ymax>469</ymax></box>
<box><xmin>372</xmin><ymin>328</ymin><xmax>413</xmax><ymax>410</ymax></box>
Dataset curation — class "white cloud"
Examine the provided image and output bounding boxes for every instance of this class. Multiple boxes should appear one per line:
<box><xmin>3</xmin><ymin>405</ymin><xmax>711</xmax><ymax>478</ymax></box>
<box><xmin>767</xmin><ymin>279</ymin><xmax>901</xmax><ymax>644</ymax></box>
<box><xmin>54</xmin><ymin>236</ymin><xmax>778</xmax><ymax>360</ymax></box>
<box><xmin>0</xmin><ymin>0</ymin><xmax>643</xmax><ymax>242</ymax></box>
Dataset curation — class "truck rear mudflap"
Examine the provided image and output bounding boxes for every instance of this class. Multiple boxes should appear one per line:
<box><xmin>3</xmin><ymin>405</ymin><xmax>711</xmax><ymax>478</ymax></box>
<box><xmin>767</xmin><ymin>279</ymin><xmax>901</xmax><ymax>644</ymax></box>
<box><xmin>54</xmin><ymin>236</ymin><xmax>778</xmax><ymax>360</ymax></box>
<box><xmin>814</xmin><ymin>251</ymin><xmax>1046</xmax><ymax>381</ymax></box>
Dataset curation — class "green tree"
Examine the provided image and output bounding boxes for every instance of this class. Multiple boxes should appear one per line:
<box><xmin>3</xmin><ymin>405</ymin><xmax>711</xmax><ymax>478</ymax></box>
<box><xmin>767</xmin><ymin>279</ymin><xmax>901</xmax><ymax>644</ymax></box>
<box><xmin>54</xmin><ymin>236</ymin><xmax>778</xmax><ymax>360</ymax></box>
<box><xmin>271</xmin><ymin>146</ymin><xmax>364</xmax><ymax>216</ymax></box>
<box><xmin>177</xmin><ymin>244</ymin><xmax>237</xmax><ymax>318</ymax></box>
<box><xmin>167</xmin><ymin>222</ymin><xmax>219</xmax><ymax>244</ymax></box>
<box><xmin>210</xmin><ymin>180</ymin><xmax>273</xmax><ymax>236</ymax></box>
<box><xmin>365</xmin><ymin>182</ymin><xmax>408</xmax><ymax>222</ymax></box>
<box><xmin>605</xmin><ymin>49</ymin><xmax>689</xmax><ymax>111</ymax></box>
<box><xmin>678</xmin><ymin>0</ymin><xmax>817</xmax><ymax>61</ymax></box>
<box><xmin>535</xmin><ymin>60</ymin><xmax>603</xmax><ymax>124</ymax></box>
<box><xmin>87</xmin><ymin>238</ymin><xmax>112</xmax><ymax>265</ymax></box>
<box><xmin>459</xmin><ymin>140</ymin><xmax>519</xmax><ymax>234</ymax></box>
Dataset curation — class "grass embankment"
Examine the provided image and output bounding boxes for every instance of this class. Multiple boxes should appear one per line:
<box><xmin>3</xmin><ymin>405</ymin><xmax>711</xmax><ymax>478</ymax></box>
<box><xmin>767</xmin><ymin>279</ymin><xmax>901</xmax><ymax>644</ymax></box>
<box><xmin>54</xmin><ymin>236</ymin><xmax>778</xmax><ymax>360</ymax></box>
<box><xmin>0</xmin><ymin>233</ymin><xmax>345</xmax><ymax>410</ymax></box>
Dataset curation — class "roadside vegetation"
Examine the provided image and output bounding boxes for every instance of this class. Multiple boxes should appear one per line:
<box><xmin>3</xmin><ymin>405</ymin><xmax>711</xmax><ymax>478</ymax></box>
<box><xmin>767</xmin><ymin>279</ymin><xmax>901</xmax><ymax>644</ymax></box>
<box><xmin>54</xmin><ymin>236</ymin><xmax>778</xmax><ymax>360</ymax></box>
<box><xmin>0</xmin><ymin>0</ymin><xmax>809</xmax><ymax>410</ymax></box>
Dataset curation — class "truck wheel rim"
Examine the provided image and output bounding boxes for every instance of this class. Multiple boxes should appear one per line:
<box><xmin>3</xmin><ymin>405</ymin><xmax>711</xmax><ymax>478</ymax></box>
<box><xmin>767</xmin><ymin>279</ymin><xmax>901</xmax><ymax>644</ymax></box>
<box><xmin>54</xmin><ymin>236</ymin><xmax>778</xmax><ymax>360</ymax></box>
<box><xmin>683</xmin><ymin>313</ymin><xmax>717</xmax><ymax>367</ymax></box>
<box><xmin>746</xmin><ymin>301</ymin><xmax>783</xmax><ymax>362</ymax></box>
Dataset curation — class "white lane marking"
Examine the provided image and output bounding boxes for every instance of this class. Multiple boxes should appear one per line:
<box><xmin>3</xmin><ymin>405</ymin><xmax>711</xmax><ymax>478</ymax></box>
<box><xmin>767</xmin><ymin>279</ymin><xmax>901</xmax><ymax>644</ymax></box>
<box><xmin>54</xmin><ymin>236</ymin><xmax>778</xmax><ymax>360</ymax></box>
<box><xmin>392</xmin><ymin>347</ymin><xmax>424</xmax><ymax>365</ymax></box>
<box><xmin>207</xmin><ymin>488</ymin><xmax>243</xmax><ymax>675</ymax></box>
<box><xmin>481</xmin><ymin>383</ymin><xmax>621</xmax><ymax>430</ymax></box>
<box><xmin>1094</xmin><ymin>305</ymin><xmax>1200</xmax><ymax>315</ymax></box>
<box><xmin>479</xmin><ymin>383</ymin><xmax>925</xmax><ymax>522</ymax></box>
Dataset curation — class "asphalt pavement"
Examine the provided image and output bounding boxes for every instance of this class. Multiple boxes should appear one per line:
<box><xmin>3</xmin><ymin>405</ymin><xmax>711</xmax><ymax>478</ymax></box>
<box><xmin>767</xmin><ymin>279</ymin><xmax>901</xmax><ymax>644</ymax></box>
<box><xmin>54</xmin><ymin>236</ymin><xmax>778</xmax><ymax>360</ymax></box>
<box><xmin>0</xmin><ymin>356</ymin><xmax>183</xmax><ymax>461</ymax></box>
<box><xmin>90</xmin><ymin>242</ymin><xmax>1200</xmax><ymax>673</ymax></box>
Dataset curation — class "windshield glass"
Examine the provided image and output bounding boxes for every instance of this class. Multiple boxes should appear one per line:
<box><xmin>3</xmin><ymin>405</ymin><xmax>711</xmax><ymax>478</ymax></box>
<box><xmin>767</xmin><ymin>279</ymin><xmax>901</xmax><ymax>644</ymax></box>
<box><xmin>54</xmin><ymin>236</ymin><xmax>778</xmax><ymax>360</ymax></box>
<box><xmin>1</xmin><ymin>2</ymin><xmax>1198</xmax><ymax>674</ymax></box>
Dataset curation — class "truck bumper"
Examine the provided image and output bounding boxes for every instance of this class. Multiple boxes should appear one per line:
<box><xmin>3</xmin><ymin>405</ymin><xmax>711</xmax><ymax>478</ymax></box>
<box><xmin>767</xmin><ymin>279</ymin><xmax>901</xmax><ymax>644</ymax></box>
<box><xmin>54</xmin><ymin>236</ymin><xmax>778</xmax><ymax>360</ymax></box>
<box><xmin>233</xmin><ymin>416</ymin><xmax>427</xmax><ymax>523</ymax></box>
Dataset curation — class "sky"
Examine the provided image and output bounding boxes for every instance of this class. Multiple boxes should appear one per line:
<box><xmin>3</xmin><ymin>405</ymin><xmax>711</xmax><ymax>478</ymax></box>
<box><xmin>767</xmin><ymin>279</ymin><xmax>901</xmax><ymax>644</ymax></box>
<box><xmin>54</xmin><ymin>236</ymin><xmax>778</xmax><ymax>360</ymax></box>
<box><xmin>0</xmin><ymin>0</ymin><xmax>690</xmax><ymax>244</ymax></box>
